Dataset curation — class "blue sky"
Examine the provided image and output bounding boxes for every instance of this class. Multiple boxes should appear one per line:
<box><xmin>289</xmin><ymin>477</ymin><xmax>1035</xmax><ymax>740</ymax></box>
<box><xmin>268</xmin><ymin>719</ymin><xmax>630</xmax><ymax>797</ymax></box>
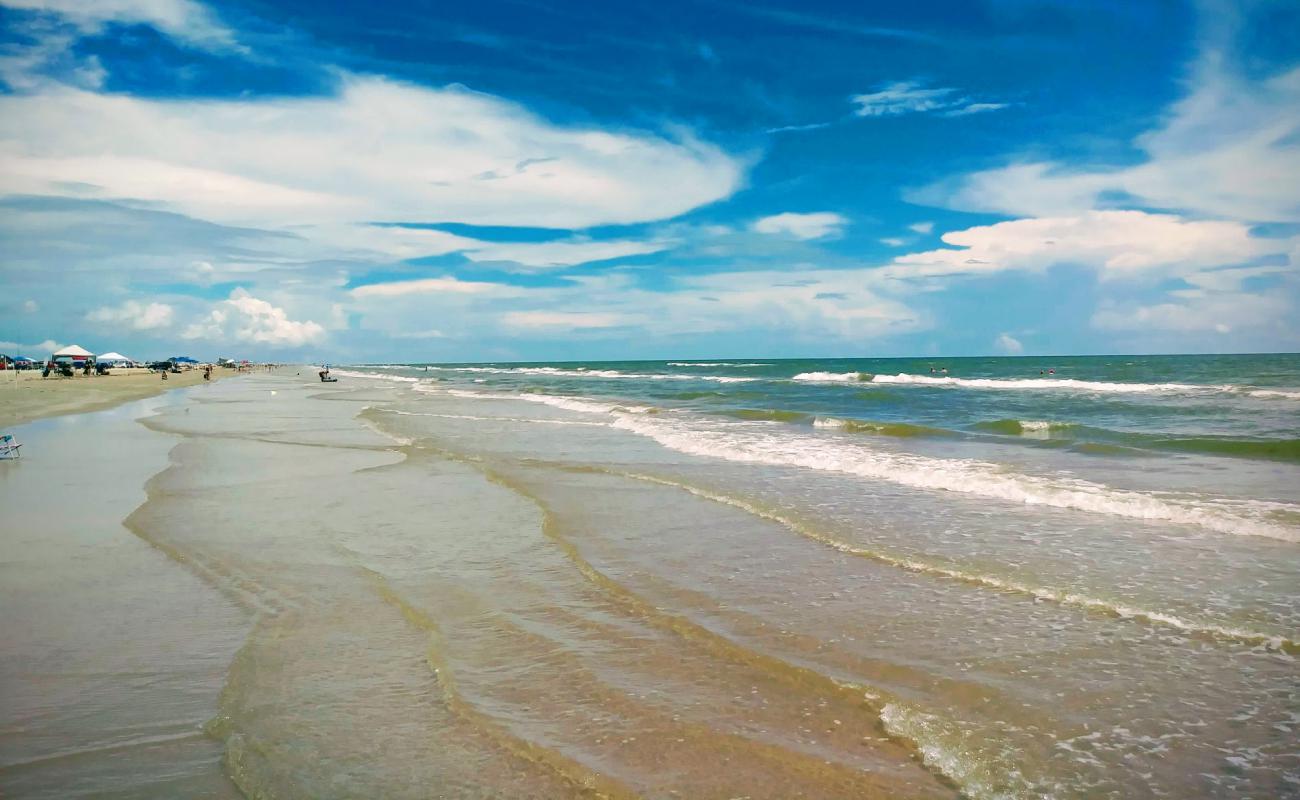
<box><xmin>0</xmin><ymin>0</ymin><xmax>1297</xmax><ymax>361</ymax></box>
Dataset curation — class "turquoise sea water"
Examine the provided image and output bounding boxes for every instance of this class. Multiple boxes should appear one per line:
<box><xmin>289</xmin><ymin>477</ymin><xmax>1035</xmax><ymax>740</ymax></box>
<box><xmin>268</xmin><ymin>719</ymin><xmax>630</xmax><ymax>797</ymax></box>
<box><xmin>354</xmin><ymin>352</ymin><xmax>1300</xmax><ymax>464</ymax></box>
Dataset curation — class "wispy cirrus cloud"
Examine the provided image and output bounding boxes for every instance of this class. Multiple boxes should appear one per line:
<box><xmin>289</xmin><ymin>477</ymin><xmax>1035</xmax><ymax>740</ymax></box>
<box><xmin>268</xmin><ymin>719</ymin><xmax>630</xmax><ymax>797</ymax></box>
<box><xmin>0</xmin><ymin>0</ymin><xmax>241</xmax><ymax>52</ymax></box>
<box><xmin>850</xmin><ymin>81</ymin><xmax>1007</xmax><ymax>118</ymax></box>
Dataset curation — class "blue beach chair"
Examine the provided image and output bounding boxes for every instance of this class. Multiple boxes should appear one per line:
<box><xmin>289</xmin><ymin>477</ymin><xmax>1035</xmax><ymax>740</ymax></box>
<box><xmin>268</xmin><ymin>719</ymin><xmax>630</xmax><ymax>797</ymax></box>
<box><xmin>0</xmin><ymin>434</ymin><xmax>21</xmax><ymax>458</ymax></box>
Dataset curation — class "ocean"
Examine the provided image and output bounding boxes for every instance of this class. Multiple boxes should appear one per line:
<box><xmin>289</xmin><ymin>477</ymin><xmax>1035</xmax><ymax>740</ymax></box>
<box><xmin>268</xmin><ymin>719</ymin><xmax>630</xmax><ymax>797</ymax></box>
<box><xmin>4</xmin><ymin>355</ymin><xmax>1295</xmax><ymax>798</ymax></box>
<box><xmin>337</xmin><ymin>353</ymin><xmax>1299</xmax><ymax>798</ymax></box>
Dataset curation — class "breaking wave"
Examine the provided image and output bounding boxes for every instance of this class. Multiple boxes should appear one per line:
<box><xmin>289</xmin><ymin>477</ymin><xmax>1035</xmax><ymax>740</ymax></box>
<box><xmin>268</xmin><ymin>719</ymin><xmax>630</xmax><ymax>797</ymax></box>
<box><xmin>429</xmin><ymin>366</ymin><xmax>758</xmax><ymax>383</ymax></box>
<box><xmin>603</xmin><ymin>415</ymin><xmax>1300</xmax><ymax>542</ymax></box>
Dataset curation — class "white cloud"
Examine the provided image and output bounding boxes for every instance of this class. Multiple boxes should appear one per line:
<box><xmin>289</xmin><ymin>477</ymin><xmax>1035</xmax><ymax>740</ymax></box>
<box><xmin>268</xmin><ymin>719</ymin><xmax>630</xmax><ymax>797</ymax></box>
<box><xmin>850</xmin><ymin>81</ymin><xmax>1006</xmax><ymax>118</ymax></box>
<box><xmin>944</xmin><ymin>102</ymin><xmax>1009</xmax><ymax>117</ymax></box>
<box><xmin>182</xmin><ymin>289</ymin><xmax>324</xmax><ymax>347</ymax></box>
<box><xmin>908</xmin><ymin>221</ymin><xmax>934</xmax><ymax>235</ymax></box>
<box><xmin>668</xmin><ymin>269</ymin><xmax>923</xmax><ymax>339</ymax></box>
<box><xmin>994</xmin><ymin>332</ymin><xmax>1023</xmax><ymax>354</ymax></box>
<box><xmin>0</xmin><ymin>338</ymin><xmax>64</xmax><ymax>355</ymax></box>
<box><xmin>22</xmin><ymin>299</ymin><xmax>38</xmax><ymax>313</ymax></box>
<box><xmin>888</xmin><ymin>210</ymin><xmax>1271</xmax><ymax>280</ymax></box>
<box><xmin>304</xmin><ymin>225</ymin><xmax>480</xmax><ymax>261</ymax></box>
<box><xmin>851</xmin><ymin>82</ymin><xmax>957</xmax><ymax>116</ymax></box>
<box><xmin>463</xmin><ymin>237</ymin><xmax>672</xmax><ymax>269</ymax></box>
<box><xmin>752</xmin><ymin>212</ymin><xmax>847</xmax><ymax>240</ymax></box>
<box><xmin>350</xmin><ymin>277</ymin><xmax>513</xmax><ymax>299</ymax></box>
<box><xmin>86</xmin><ymin>299</ymin><xmax>174</xmax><ymax>330</ymax></box>
<box><xmin>0</xmin><ymin>76</ymin><xmax>745</xmax><ymax>232</ymax></box>
<box><xmin>0</xmin><ymin>0</ymin><xmax>240</xmax><ymax>51</ymax></box>
<box><xmin>390</xmin><ymin>329</ymin><xmax>448</xmax><ymax>339</ymax></box>
<box><xmin>880</xmin><ymin>237</ymin><xmax>908</xmax><ymax>247</ymax></box>
<box><xmin>1091</xmin><ymin>292</ymin><xmax>1291</xmax><ymax>335</ymax></box>
<box><xmin>501</xmin><ymin>311</ymin><xmax>630</xmax><ymax>330</ymax></box>
<box><xmin>911</xmin><ymin>63</ymin><xmax>1300</xmax><ymax>222</ymax></box>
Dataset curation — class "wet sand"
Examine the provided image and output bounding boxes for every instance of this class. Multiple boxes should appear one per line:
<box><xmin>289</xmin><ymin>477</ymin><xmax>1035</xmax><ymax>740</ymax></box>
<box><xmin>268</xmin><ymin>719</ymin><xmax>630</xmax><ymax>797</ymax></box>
<box><xmin>0</xmin><ymin>368</ymin><xmax>235</xmax><ymax>428</ymax></box>
<box><xmin>0</xmin><ymin>391</ymin><xmax>248</xmax><ymax>798</ymax></box>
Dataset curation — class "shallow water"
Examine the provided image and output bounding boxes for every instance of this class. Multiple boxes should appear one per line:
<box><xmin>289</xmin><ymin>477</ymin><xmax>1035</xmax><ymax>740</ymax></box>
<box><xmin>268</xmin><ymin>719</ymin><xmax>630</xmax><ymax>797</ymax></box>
<box><xmin>3</xmin><ymin>364</ymin><xmax>1297</xmax><ymax>798</ymax></box>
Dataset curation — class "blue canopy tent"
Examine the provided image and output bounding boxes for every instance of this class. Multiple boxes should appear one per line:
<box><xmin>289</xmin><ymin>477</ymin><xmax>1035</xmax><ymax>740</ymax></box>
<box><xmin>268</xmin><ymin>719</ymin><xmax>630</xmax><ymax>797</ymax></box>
<box><xmin>171</xmin><ymin>356</ymin><xmax>200</xmax><ymax>364</ymax></box>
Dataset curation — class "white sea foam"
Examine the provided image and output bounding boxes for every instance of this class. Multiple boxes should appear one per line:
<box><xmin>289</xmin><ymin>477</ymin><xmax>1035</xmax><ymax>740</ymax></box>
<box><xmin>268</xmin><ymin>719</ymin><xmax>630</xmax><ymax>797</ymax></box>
<box><xmin>812</xmin><ymin>416</ymin><xmax>850</xmax><ymax>428</ymax></box>
<box><xmin>433</xmin><ymin>387</ymin><xmax>658</xmax><ymax>416</ymax></box>
<box><xmin>793</xmin><ymin>371</ymin><xmax>867</xmax><ymax>383</ymax></box>
<box><xmin>667</xmin><ymin>362</ymin><xmax>770</xmax><ymax>367</ymax></box>
<box><xmin>789</xmin><ymin>371</ymin><xmax>1300</xmax><ymax>400</ymax></box>
<box><xmin>415</xmin><ymin>384</ymin><xmax>1300</xmax><ymax>541</ymax></box>
<box><xmin>869</xmin><ymin>373</ymin><xmax>1229</xmax><ymax>393</ymax></box>
<box><xmin>1248</xmin><ymin>388</ymin><xmax>1300</xmax><ymax>400</ymax></box>
<box><xmin>606</xmin><ymin>415</ymin><xmax>1300</xmax><ymax>542</ymax></box>
<box><xmin>376</xmin><ymin>408</ymin><xmax>605</xmax><ymax>427</ymax></box>
<box><xmin>330</xmin><ymin>368</ymin><xmax>419</xmax><ymax>383</ymax></box>
<box><xmin>426</xmin><ymin>365</ymin><xmax>758</xmax><ymax>383</ymax></box>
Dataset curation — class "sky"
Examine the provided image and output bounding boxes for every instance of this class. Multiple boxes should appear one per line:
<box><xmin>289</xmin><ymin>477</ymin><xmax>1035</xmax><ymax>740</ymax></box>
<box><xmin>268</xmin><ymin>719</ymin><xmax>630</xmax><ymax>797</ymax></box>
<box><xmin>0</xmin><ymin>0</ymin><xmax>1297</xmax><ymax>362</ymax></box>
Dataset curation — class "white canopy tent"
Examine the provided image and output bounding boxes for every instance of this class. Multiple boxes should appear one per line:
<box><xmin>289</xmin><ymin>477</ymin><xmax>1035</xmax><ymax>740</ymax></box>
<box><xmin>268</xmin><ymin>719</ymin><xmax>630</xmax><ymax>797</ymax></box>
<box><xmin>97</xmin><ymin>352</ymin><xmax>135</xmax><ymax>366</ymax></box>
<box><xmin>52</xmin><ymin>345</ymin><xmax>94</xmax><ymax>359</ymax></box>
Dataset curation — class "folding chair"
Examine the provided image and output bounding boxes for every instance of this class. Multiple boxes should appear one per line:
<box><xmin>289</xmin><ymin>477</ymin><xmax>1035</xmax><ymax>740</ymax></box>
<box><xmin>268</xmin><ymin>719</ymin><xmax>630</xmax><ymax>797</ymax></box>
<box><xmin>0</xmin><ymin>434</ymin><xmax>21</xmax><ymax>459</ymax></box>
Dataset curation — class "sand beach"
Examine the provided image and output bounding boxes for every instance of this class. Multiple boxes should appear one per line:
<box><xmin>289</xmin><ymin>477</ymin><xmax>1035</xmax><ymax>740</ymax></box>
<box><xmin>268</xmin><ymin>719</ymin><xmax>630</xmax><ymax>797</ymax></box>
<box><xmin>0</xmin><ymin>369</ymin><xmax>232</xmax><ymax>428</ymax></box>
<box><xmin>2</xmin><ymin>362</ymin><xmax>1296</xmax><ymax>798</ymax></box>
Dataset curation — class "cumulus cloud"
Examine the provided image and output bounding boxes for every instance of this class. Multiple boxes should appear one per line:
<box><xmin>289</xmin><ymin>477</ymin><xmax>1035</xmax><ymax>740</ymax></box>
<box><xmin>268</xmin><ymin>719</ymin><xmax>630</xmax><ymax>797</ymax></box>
<box><xmin>182</xmin><ymin>289</ymin><xmax>324</xmax><ymax>347</ymax></box>
<box><xmin>0</xmin><ymin>0</ymin><xmax>240</xmax><ymax>52</ymax></box>
<box><xmin>86</xmin><ymin>299</ymin><xmax>175</xmax><ymax>330</ymax></box>
<box><xmin>888</xmin><ymin>210</ymin><xmax>1271</xmax><ymax>280</ymax></box>
<box><xmin>752</xmin><ymin>212</ymin><xmax>847</xmax><ymax>240</ymax></box>
<box><xmin>994</xmin><ymin>332</ymin><xmax>1023</xmax><ymax>354</ymax></box>
<box><xmin>0</xmin><ymin>76</ymin><xmax>745</xmax><ymax>231</ymax></box>
<box><xmin>851</xmin><ymin>81</ymin><xmax>1006</xmax><ymax>118</ymax></box>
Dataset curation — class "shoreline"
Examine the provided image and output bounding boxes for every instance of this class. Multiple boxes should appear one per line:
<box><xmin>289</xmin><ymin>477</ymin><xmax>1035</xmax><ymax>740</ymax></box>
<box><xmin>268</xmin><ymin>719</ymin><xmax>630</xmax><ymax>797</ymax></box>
<box><xmin>0</xmin><ymin>367</ymin><xmax>255</xmax><ymax>428</ymax></box>
<box><xmin>0</xmin><ymin>390</ymin><xmax>250</xmax><ymax>798</ymax></box>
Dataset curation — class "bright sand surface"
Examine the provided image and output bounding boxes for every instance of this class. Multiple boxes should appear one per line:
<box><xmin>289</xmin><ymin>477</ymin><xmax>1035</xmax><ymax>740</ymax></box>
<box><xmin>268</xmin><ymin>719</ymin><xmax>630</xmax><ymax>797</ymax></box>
<box><xmin>0</xmin><ymin>368</ymin><xmax>235</xmax><ymax>428</ymax></box>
